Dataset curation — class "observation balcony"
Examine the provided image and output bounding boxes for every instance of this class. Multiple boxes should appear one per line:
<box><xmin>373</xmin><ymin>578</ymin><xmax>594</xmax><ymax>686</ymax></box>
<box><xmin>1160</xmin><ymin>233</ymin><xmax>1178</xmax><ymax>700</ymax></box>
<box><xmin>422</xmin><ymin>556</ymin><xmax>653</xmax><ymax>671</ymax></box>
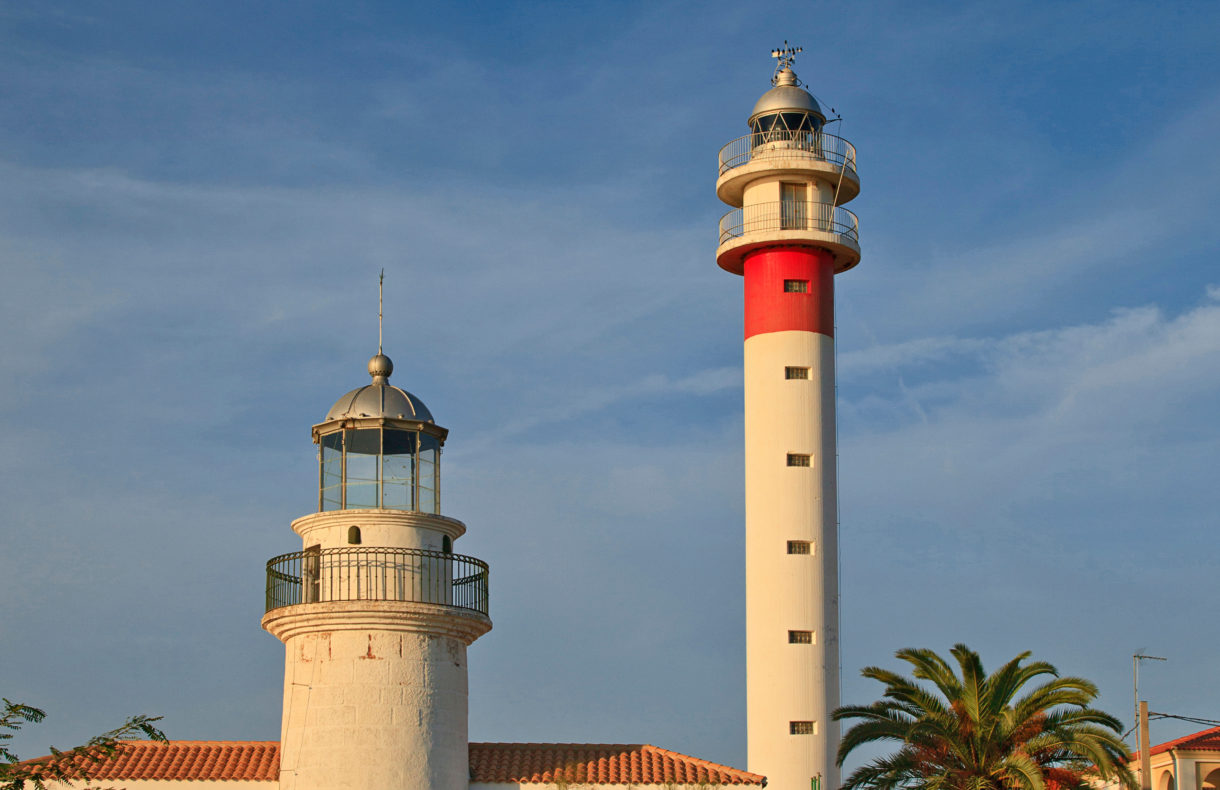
<box><xmin>716</xmin><ymin>131</ymin><xmax>860</xmax><ymax>206</ymax></box>
<box><xmin>716</xmin><ymin>201</ymin><xmax>860</xmax><ymax>275</ymax></box>
<box><xmin>265</xmin><ymin>546</ymin><xmax>489</xmax><ymax>616</ymax></box>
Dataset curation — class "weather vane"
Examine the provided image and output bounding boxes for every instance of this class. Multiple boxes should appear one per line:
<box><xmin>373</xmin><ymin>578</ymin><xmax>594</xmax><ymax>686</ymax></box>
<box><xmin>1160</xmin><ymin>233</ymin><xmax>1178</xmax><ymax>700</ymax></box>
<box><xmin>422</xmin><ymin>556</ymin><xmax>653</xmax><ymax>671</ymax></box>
<box><xmin>771</xmin><ymin>40</ymin><xmax>803</xmax><ymax>83</ymax></box>
<box><xmin>378</xmin><ymin>268</ymin><xmax>384</xmax><ymax>355</ymax></box>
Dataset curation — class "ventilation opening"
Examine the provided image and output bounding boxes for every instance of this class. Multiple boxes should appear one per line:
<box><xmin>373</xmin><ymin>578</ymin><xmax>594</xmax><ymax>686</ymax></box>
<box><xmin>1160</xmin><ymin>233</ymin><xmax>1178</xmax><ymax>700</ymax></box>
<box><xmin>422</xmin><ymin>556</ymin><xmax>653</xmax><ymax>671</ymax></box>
<box><xmin>785</xmin><ymin>366</ymin><xmax>810</xmax><ymax>380</ymax></box>
<box><xmin>790</xmin><ymin>721</ymin><xmax>817</xmax><ymax>735</ymax></box>
<box><xmin>783</xmin><ymin>279</ymin><xmax>809</xmax><ymax>293</ymax></box>
<box><xmin>789</xmin><ymin>630</ymin><xmax>815</xmax><ymax>644</ymax></box>
<box><xmin>787</xmin><ymin>540</ymin><xmax>813</xmax><ymax>555</ymax></box>
<box><xmin>787</xmin><ymin>453</ymin><xmax>811</xmax><ymax>467</ymax></box>
<box><xmin>347</xmin><ymin>526</ymin><xmax>362</xmax><ymax>545</ymax></box>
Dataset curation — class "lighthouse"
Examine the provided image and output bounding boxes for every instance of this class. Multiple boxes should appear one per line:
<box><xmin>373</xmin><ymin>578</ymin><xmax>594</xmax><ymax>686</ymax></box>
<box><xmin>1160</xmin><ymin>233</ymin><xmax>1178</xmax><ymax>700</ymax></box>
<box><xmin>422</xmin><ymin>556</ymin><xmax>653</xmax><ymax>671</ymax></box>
<box><xmin>261</xmin><ymin>323</ymin><xmax>491</xmax><ymax>790</ymax></box>
<box><xmin>715</xmin><ymin>46</ymin><xmax>861</xmax><ymax>790</ymax></box>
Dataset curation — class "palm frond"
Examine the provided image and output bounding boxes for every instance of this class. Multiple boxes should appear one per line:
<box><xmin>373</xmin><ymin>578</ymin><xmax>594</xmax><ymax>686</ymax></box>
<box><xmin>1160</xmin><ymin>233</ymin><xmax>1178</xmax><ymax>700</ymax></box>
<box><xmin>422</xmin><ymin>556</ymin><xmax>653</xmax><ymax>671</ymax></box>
<box><xmin>838</xmin><ymin>646</ymin><xmax>1131</xmax><ymax>790</ymax></box>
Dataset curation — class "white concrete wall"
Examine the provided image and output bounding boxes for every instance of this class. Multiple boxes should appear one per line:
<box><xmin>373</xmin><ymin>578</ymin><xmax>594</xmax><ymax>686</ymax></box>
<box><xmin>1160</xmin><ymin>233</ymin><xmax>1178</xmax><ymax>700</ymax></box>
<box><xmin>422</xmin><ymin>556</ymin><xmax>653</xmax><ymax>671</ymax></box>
<box><xmin>278</xmin><ymin>627</ymin><xmax>471</xmax><ymax>790</ymax></box>
<box><xmin>291</xmin><ymin>509</ymin><xmax>465</xmax><ymax>552</ymax></box>
<box><xmin>744</xmin><ymin>329</ymin><xmax>839</xmax><ymax>790</ymax></box>
<box><xmin>742</xmin><ymin>175</ymin><xmax>834</xmax><ymax>208</ymax></box>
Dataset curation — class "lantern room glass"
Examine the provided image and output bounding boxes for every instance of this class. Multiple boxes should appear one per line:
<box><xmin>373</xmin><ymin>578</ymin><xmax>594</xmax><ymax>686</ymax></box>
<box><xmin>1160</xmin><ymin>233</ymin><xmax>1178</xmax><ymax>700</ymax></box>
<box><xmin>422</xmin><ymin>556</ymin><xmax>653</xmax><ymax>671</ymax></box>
<box><xmin>750</xmin><ymin>111</ymin><xmax>823</xmax><ymax>152</ymax></box>
<box><xmin>317</xmin><ymin>427</ymin><xmax>440</xmax><ymax>513</ymax></box>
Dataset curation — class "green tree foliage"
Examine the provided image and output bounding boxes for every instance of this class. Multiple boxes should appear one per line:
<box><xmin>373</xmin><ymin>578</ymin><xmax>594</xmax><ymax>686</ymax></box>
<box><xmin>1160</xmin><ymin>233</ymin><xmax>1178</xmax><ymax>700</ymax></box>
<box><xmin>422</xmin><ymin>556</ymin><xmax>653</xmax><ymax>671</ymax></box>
<box><xmin>0</xmin><ymin>699</ymin><xmax>166</xmax><ymax>790</ymax></box>
<box><xmin>834</xmin><ymin>644</ymin><xmax>1136</xmax><ymax>790</ymax></box>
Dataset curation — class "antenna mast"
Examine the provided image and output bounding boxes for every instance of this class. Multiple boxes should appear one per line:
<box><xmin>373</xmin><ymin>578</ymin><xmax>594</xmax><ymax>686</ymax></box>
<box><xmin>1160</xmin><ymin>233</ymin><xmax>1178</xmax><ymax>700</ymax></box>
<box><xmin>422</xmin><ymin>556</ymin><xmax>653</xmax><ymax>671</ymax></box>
<box><xmin>1133</xmin><ymin>651</ymin><xmax>1167</xmax><ymax>758</ymax></box>
<box><xmin>378</xmin><ymin>268</ymin><xmax>384</xmax><ymax>355</ymax></box>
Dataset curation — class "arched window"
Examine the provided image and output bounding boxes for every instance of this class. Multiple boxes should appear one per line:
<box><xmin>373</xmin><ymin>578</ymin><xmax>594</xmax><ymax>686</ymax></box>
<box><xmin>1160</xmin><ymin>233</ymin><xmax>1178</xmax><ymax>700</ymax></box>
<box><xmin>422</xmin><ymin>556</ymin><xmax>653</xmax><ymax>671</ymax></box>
<box><xmin>442</xmin><ymin>535</ymin><xmax>452</xmax><ymax>554</ymax></box>
<box><xmin>347</xmin><ymin>526</ymin><xmax>362</xmax><ymax>545</ymax></box>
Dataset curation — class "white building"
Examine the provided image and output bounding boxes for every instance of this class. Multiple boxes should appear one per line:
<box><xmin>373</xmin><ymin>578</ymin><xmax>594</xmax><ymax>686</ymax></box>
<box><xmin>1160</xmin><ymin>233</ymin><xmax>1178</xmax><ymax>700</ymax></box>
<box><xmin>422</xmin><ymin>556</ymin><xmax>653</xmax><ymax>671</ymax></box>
<box><xmin>1108</xmin><ymin>728</ymin><xmax>1220</xmax><ymax>790</ymax></box>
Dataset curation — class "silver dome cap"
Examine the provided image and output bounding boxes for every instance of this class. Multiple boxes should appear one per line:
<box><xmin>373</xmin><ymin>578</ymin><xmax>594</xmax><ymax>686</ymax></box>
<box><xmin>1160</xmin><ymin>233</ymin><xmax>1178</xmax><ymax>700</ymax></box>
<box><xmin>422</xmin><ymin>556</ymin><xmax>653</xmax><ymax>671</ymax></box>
<box><xmin>324</xmin><ymin>353</ymin><xmax>435</xmax><ymax>423</ymax></box>
<box><xmin>748</xmin><ymin>67</ymin><xmax>824</xmax><ymax>125</ymax></box>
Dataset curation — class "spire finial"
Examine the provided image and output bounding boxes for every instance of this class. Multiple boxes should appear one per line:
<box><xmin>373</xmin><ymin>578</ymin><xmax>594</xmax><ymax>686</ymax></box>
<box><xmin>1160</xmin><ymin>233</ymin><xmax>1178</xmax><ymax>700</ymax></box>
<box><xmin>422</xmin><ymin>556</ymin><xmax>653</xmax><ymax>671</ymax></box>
<box><xmin>770</xmin><ymin>40</ymin><xmax>803</xmax><ymax>86</ymax></box>
<box><xmin>368</xmin><ymin>269</ymin><xmax>393</xmax><ymax>383</ymax></box>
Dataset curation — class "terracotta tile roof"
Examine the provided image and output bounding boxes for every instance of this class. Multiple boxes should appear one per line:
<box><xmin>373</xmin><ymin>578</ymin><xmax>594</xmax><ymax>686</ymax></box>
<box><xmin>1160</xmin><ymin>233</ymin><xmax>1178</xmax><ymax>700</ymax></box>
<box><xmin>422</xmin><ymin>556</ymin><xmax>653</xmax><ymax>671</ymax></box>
<box><xmin>1131</xmin><ymin>725</ymin><xmax>1220</xmax><ymax>760</ymax></box>
<box><xmin>469</xmin><ymin>743</ymin><xmax>766</xmax><ymax>785</ymax></box>
<box><xmin>25</xmin><ymin>740</ymin><xmax>279</xmax><ymax>782</ymax></box>
<box><xmin>25</xmin><ymin>740</ymin><xmax>764</xmax><ymax>785</ymax></box>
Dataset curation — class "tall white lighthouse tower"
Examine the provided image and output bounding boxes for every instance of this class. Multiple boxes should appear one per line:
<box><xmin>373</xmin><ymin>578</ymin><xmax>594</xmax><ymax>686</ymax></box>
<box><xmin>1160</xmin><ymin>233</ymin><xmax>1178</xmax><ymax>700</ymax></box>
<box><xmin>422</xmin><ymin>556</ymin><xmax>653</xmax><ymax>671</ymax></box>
<box><xmin>715</xmin><ymin>46</ymin><xmax>861</xmax><ymax>790</ymax></box>
<box><xmin>261</xmin><ymin>324</ymin><xmax>491</xmax><ymax>790</ymax></box>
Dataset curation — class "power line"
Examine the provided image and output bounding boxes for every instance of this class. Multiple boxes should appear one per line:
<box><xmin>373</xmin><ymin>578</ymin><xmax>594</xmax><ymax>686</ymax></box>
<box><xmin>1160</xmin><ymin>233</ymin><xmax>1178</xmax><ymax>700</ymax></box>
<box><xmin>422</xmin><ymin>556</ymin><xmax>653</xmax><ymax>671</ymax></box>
<box><xmin>1123</xmin><ymin>712</ymin><xmax>1220</xmax><ymax>741</ymax></box>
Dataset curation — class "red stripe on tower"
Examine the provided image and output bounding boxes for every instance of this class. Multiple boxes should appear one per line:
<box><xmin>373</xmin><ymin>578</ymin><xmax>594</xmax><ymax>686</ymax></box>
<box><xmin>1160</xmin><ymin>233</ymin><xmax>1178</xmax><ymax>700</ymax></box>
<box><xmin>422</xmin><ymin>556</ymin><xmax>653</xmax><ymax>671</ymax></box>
<box><xmin>742</xmin><ymin>247</ymin><xmax>835</xmax><ymax>339</ymax></box>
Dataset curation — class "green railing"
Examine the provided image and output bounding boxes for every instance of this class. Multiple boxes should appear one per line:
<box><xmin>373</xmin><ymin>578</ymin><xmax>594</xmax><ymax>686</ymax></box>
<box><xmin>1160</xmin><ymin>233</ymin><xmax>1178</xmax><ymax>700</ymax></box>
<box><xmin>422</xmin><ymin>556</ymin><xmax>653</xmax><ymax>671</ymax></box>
<box><xmin>265</xmin><ymin>546</ymin><xmax>489</xmax><ymax>616</ymax></box>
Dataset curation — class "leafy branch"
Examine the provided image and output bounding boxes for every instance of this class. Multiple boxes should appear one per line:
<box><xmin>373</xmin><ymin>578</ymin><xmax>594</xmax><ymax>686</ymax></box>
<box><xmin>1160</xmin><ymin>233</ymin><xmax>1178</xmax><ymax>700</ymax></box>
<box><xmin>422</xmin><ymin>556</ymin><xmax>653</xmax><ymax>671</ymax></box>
<box><xmin>1</xmin><ymin>698</ymin><xmax>166</xmax><ymax>790</ymax></box>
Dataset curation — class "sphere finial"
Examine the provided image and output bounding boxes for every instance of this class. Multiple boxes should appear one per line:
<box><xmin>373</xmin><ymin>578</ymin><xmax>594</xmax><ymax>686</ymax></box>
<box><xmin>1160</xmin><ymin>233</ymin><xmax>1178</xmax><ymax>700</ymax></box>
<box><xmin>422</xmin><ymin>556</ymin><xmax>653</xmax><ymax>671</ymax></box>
<box><xmin>369</xmin><ymin>353</ymin><xmax>393</xmax><ymax>383</ymax></box>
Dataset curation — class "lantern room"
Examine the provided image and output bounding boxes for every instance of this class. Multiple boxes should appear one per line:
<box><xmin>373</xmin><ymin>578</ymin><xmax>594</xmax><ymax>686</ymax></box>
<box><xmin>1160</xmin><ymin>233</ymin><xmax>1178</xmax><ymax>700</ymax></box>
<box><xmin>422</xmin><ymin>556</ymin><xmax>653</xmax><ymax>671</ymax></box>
<box><xmin>747</xmin><ymin>65</ymin><xmax>826</xmax><ymax>142</ymax></box>
<box><xmin>312</xmin><ymin>352</ymin><xmax>446</xmax><ymax>514</ymax></box>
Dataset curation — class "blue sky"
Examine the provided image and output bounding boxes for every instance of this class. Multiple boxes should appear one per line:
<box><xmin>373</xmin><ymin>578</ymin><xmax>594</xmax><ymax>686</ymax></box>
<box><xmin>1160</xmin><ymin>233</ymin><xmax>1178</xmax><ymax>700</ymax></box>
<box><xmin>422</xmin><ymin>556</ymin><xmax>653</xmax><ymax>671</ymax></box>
<box><xmin>3</xmin><ymin>0</ymin><xmax>1219</xmax><ymax>773</ymax></box>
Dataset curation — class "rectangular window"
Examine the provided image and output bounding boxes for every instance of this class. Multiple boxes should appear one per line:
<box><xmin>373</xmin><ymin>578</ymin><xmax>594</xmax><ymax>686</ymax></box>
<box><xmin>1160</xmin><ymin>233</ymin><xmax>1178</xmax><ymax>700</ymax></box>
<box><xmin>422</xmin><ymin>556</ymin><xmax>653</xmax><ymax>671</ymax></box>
<box><xmin>787</xmin><ymin>453</ymin><xmax>811</xmax><ymax>467</ymax></box>
<box><xmin>783</xmin><ymin>279</ymin><xmax>808</xmax><ymax>293</ymax></box>
<box><xmin>787</xmin><ymin>541</ymin><xmax>812</xmax><ymax>555</ymax></box>
<box><xmin>790</xmin><ymin>721</ymin><xmax>816</xmax><ymax>735</ymax></box>
<box><xmin>785</xmin><ymin>366</ymin><xmax>810</xmax><ymax>380</ymax></box>
<box><xmin>788</xmin><ymin>630</ymin><xmax>814</xmax><ymax>644</ymax></box>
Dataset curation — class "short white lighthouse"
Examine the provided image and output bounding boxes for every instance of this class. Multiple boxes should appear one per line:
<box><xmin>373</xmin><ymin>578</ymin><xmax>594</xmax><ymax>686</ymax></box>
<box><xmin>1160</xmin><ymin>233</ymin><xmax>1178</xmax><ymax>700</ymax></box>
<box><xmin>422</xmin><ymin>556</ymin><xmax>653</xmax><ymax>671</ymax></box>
<box><xmin>715</xmin><ymin>46</ymin><xmax>861</xmax><ymax>790</ymax></box>
<box><xmin>261</xmin><ymin>344</ymin><xmax>491</xmax><ymax>790</ymax></box>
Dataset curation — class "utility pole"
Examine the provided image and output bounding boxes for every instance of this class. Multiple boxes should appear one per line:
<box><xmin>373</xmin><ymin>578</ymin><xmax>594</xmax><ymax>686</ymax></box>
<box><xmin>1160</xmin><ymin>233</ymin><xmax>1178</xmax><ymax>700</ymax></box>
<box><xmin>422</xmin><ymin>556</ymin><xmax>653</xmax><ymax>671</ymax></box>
<box><xmin>1140</xmin><ymin>701</ymin><xmax>1152</xmax><ymax>790</ymax></box>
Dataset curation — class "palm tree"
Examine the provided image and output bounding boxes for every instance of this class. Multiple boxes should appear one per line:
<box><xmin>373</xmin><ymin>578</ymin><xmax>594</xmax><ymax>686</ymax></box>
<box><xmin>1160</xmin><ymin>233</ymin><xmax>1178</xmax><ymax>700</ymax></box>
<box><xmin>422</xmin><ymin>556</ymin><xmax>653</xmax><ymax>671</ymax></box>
<box><xmin>834</xmin><ymin>644</ymin><xmax>1136</xmax><ymax>790</ymax></box>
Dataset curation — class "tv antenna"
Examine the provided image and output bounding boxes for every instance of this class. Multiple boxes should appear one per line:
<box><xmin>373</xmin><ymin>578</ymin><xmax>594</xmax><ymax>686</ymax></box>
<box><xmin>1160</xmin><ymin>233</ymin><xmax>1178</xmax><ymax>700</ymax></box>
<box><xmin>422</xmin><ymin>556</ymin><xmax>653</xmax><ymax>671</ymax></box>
<box><xmin>1133</xmin><ymin>651</ymin><xmax>1167</xmax><ymax>752</ymax></box>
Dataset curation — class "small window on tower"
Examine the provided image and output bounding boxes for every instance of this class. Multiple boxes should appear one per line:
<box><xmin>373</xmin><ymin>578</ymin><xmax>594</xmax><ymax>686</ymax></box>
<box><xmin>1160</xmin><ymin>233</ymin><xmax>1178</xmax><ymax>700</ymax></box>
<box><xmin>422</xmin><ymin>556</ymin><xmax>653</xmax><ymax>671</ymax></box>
<box><xmin>788</xmin><ymin>630</ymin><xmax>814</xmax><ymax>644</ymax></box>
<box><xmin>783</xmin><ymin>279</ymin><xmax>808</xmax><ymax>293</ymax></box>
<box><xmin>785</xmin><ymin>366</ymin><xmax>810</xmax><ymax>380</ymax></box>
<box><xmin>347</xmin><ymin>526</ymin><xmax>362</xmax><ymax>545</ymax></box>
<box><xmin>787</xmin><ymin>453</ymin><xmax>812</xmax><ymax>467</ymax></box>
<box><xmin>790</xmin><ymin>721</ymin><xmax>817</xmax><ymax>735</ymax></box>
<box><xmin>442</xmin><ymin>535</ymin><xmax>453</xmax><ymax>554</ymax></box>
<box><xmin>787</xmin><ymin>540</ymin><xmax>813</xmax><ymax>555</ymax></box>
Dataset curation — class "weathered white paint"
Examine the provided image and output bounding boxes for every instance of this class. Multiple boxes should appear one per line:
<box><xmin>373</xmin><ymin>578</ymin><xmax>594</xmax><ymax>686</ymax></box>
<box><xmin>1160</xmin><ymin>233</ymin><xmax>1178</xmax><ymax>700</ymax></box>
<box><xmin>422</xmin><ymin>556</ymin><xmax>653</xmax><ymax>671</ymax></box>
<box><xmin>744</xmin><ymin>329</ymin><xmax>839</xmax><ymax>790</ymax></box>
<box><xmin>263</xmin><ymin>601</ymin><xmax>490</xmax><ymax>790</ymax></box>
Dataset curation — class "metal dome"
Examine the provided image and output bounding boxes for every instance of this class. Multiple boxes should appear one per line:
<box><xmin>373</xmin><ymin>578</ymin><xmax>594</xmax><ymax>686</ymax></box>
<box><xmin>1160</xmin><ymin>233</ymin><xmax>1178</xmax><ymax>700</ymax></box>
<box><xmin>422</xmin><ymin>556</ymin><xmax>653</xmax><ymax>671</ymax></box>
<box><xmin>323</xmin><ymin>354</ymin><xmax>435</xmax><ymax>423</ymax></box>
<box><xmin>748</xmin><ymin>67</ymin><xmax>824</xmax><ymax>125</ymax></box>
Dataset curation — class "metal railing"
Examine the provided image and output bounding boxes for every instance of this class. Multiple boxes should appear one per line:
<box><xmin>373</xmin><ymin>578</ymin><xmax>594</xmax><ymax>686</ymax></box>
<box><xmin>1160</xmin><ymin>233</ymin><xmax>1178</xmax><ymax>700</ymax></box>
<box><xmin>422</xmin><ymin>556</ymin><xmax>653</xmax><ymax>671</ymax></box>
<box><xmin>718</xmin><ymin>131</ymin><xmax>857</xmax><ymax>176</ymax></box>
<box><xmin>265</xmin><ymin>546</ymin><xmax>489</xmax><ymax>616</ymax></box>
<box><xmin>718</xmin><ymin>201</ymin><xmax>859</xmax><ymax>246</ymax></box>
